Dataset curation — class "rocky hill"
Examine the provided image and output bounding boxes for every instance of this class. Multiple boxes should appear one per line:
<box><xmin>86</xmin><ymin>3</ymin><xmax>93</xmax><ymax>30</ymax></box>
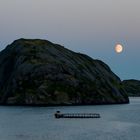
<box><xmin>122</xmin><ymin>80</ymin><xmax>140</xmax><ymax>96</ymax></box>
<box><xmin>0</xmin><ymin>39</ymin><xmax>129</xmax><ymax>105</ymax></box>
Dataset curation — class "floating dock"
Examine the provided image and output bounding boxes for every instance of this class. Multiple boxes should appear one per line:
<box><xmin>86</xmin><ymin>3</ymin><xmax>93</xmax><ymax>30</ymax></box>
<box><xmin>54</xmin><ymin>111</ymin><xmax>101</xmax><ymax>118</ymax></box>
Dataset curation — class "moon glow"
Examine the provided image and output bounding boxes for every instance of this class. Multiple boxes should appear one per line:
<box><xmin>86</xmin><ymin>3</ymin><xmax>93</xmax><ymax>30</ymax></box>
<box><xmin>115</xmin><ymin>44</ymin><xmax>123</xmax><ymax>53</ymax></box>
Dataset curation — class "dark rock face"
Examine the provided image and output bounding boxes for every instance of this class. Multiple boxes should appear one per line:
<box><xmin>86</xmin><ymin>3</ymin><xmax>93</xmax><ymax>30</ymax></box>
<box><xmin>0</xmin><ymin>39</ymin><xmax>129</xmax><ymax>105</ymax></box>
<box><xmin>122</xmin><ymin>80</ymin><xmax>140</xmax><ymax>96</ymax></box>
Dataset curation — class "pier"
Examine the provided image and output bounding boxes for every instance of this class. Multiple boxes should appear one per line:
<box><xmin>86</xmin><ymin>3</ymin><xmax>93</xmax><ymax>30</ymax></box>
<box><xmin>54</xmin><ymin>111</ymin><xmax>101</xmax><ymax>118</ymax></box>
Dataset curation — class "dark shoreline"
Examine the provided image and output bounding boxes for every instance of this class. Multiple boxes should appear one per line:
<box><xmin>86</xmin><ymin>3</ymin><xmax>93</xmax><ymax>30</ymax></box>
<box><xmin>0</xmin><ymin>101</ymin><xmax>129</xmax><ymax>107</ymax></box>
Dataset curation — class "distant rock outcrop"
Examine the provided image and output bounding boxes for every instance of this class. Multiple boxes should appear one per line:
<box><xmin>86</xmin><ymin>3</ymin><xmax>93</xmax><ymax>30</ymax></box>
<box><xmin>0</xmin><ymin>39</ymin><xmax>129</xmax><ymax>105</ymax></box>
<box><xmin>122</xmin><ymin>80</ymin><xmax>140</xmax><ymax>96</ymax></box>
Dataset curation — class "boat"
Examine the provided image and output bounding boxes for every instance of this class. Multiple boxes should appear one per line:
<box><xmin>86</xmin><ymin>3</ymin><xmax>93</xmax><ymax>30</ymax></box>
<box><xmin>54</xmin><ymin>111</ymin><xmax>101</xmax><ymax>118</ymax></box>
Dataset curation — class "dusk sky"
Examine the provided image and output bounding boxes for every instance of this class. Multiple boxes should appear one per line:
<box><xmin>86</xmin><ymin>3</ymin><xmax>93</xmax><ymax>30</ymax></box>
<box><xmin>0</xmin><ymin>0</ymin><xmax>140</xmax><ymax>80</ymax></box>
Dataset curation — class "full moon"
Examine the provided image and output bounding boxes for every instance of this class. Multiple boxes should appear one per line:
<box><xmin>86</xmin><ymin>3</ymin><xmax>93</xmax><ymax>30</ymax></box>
<box><xmin>115</xmin><ymin>44</ymin><xmax>123</xmax><ymax>53</ymax></box>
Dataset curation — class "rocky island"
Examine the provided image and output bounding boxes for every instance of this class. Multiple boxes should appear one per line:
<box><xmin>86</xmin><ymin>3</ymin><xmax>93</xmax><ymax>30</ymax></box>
<box><xmin>123</xmin><ymin>80</ymin><xmax>140</xmax><ymax>97</ymax></box>
<box><xmin>0</xmin><ymin>39</ymin><xmax>129</xmax><ymax>105</ymax></box>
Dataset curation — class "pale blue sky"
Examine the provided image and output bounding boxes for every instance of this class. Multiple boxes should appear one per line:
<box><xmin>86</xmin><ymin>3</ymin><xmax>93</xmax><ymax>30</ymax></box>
<box><xmin>0</xmin><ymin>0</ymin><xmax>140</xmax><ymax>80</ymax></box>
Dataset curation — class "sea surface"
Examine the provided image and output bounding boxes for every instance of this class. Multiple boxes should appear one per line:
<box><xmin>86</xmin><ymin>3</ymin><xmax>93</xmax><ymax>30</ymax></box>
<box><xmin>0</xmin><ymin>97</ymin><xmax>140</xmax><ymax>140</ymax></box>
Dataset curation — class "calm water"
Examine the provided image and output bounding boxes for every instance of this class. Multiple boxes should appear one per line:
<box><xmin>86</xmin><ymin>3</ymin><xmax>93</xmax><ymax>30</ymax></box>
<box><xmin>0</xmin><ymin>97</ymin><xmax>140</xmax><ymax>140</ymax></box>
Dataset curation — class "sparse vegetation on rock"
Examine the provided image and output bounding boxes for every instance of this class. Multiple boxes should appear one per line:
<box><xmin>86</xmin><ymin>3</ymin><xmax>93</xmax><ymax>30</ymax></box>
<box><xmin>0</xmin><ymin>39</ymin><xmax>129</xmax><ymax>105</ymax></box>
